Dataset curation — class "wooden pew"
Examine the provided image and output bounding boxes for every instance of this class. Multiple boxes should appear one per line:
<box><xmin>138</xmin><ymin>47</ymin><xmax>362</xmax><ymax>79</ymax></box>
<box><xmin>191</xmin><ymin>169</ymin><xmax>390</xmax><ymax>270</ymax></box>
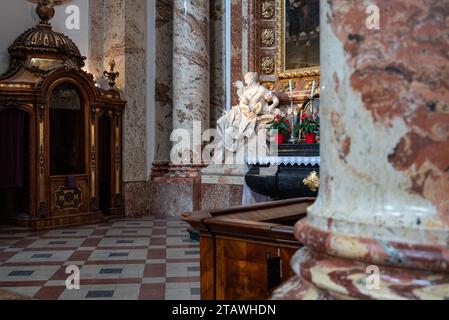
<box><xmin>182</xmin><ymin>198</ymin><xmax>314</xmax><ymax>300</ymax></box>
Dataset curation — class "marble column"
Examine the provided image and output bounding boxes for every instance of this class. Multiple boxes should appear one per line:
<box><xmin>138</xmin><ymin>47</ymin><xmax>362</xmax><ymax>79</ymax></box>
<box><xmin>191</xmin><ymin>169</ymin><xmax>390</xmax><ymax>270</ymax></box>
<box><xmin>150</xmin><ymin>0</ymin><xmax>210</xmax><ymax>217</ymax></box>
<box><xmin>273</xmin><ymin>0</ymin><xmax>449</xmax><ymax>300</ymax></box>
<box><xmin>172</xmin><ymin>0</ymin><xmax>210</xmax><ymax>139</ymax></box>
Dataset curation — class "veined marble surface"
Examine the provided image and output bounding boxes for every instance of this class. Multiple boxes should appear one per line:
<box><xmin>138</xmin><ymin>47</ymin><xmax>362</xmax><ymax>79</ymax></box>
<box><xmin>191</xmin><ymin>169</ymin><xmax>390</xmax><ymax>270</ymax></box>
<box><xmin>307</xmin><ymin>0</ymin><xmax>449</xmax><ymax>246</ymax></box>
<box><xmin>210</xmin><ymin>0</ymin><xmax>226</xmax><ymax>127</ymax></box>
<box><xmin>172</xmin><ymin>0</ymin><xmax>210</xmax><ymax>134</ymax></box>
<box><xmin>154</xmin><ymin>0</ymin><xmax>174</xmax><ymax>162</ymax></box>
<box><xmin>89</xmin><ymin>0</ymin><xmax>149</xmax><ymax>214</ymax></box>
<box><xmin>274</xmin><ymin>0</ymin><xmax>449</xmax><ymax>301</ymax></box>
<box><xmin>201</xmin><ymin>164</ymin><xmax>245</xmax><ymax>185</ymax></box>
<box><xmin>93</xmin><ymin>0</ymin><xmax>148</xmax><ymax>183</ymax></box>
<box><xmin>272</xmin><ymin>247</ymin><xmax>449</xmax><ymax>300</ymax></box>
<box><xmin>88</xmin><ymin>0</ymin><xmax>105</xmax><ymax>82</ymax></box>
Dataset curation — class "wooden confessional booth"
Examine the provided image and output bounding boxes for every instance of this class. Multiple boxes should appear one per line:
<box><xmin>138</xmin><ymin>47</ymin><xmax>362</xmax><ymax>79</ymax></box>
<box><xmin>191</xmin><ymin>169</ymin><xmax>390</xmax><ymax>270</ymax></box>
<box><xmin>0</xmin><ymin>3</ymin><xmax>125</xmax><ymax>229</ymax></box>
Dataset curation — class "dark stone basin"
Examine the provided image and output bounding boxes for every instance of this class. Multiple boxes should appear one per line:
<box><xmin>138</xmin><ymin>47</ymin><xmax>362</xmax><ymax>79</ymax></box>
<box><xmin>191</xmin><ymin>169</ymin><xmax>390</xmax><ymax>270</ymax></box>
<box><xmin>245</xmin><ymin>144</ymin><xmax>320</xmax><ymax>200</ymax></box>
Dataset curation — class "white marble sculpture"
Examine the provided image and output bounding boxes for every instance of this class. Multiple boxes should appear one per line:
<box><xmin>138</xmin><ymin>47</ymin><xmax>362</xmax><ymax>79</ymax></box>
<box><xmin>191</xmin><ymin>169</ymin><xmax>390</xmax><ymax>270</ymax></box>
<box><xmin>214</xmin><ymin>72</ymin><xmax>280</xmax><ymax>163</ymax></box>
<box><xmin>211</xmin><ymin>72</ymin><xmax>280</xmax><ymax>205</ymax></box>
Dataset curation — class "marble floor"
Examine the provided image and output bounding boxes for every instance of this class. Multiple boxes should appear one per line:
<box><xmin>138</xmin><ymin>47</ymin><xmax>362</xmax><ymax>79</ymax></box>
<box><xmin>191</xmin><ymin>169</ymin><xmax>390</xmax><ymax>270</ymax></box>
<box><xmin>0</xmin><ymin>217</ymin><xmax>200</xmax><ymax>300</ymax></box>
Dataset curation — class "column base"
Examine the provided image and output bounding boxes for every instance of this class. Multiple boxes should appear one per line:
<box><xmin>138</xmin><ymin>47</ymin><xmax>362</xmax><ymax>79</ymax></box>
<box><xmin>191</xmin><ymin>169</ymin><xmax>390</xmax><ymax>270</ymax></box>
<box><xmin>149</xmin><ymin>163</ymin><xmax>245</xmax><ymax>216</ymax></box>
<box><xmin>272</xmin><ymin>247</ymin><xmax>449</xmax><ymax>300</ymax></box>
<box><xmin>200</xmin><ymin>183</ymin><xmax>243</xmax><ymax>210</ymax></box>
<box><xmin>272</xmin><ymin>221</ymin><xmax>449</xmax><ymax>300</ymax></box>
<box><xmin>149</xmin><ymin>164</ymin><xmax>203</xmax><ymax>217</ymax></box>
<box><xmin>123</xmin><ymin>181</ymin><xmax>150</xmax><ymax>217</ymax></box>
<box><xmin>200</xmin><ymin>164</ymin><xmax>244</xmax><ymax>210</ymax></box>
<box><xmin>150</xmin><ymin>179</ymin><xmax>201</xmax><ymax>217</ymax></box>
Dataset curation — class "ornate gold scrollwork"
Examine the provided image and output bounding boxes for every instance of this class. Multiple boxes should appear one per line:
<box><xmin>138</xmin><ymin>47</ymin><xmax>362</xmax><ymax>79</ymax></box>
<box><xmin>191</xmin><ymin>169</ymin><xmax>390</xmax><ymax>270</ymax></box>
<box><xmin>303</xmin><ymin>171</ymin><xmax>320</xmax><ymax>192</ymax></box>
<box><xmin>262</xmin><ymin>82</ymin><xmax>275</xmax><ymax>90</ymax></box>
<box><xmin>38</xmin><ymin>105</ymin><xmax>45</xmax><ymax>209</ymax></box>
<box><xmin>90</xmin><ymin>108</ymin><xmax>97</xmax><ymax>200</ymax></box>
<box><xmin>261</xmin><ymin>57</ymin><xmax>275</xmax><ymax>75</ymax></box>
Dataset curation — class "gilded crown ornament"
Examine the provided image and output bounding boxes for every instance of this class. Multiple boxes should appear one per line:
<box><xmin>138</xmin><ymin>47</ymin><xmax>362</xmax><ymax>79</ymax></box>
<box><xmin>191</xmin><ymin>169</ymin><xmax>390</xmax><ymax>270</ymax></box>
<box><xmin>1</xmin><ymin>0</ymin><xmax>85</xmax><ymax>79</ymax></box>
<box><xmin>103</xmin><ymin>60</ymin><xmax>120</xmax><ymax>88</ymax></box>
<box><xmin>27</xmin><ymin>1</ymin><xmax>71</xmax><ymax>25</ymax></box>
<box><xmin>35</xmin><ymin>1</ymin><xmax>55</xmax><ymax>25</ymax></box>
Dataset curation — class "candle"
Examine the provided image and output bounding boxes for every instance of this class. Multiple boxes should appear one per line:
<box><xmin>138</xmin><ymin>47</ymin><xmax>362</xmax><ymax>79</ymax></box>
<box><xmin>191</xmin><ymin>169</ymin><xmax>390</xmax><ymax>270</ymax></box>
<box><xmin>289</xmin><ymin>80</ymin><xmax>293</xmax><ymax>97</ymax></box>
<box><xmin>310</xmin><ymin>81</ymin><xmax>316</xmax><ymax>98</ymax></box>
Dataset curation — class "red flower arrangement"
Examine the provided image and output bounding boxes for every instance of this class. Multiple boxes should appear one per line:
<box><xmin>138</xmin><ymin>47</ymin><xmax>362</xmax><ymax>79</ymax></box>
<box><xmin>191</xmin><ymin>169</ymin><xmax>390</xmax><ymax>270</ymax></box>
<box><xmin>268</xmin><ymin>114</ymin><xmax>291</xmax><ymax>134</ymax></box>
<box><xmin>268</xmin><ymin>114</ymin><xmax>291</xmax><ymax>144</ymax></box>
<box><xmin>296</xmin><ymin>114</ymin><xmax>319</xmax><ymax>144</ymax></box>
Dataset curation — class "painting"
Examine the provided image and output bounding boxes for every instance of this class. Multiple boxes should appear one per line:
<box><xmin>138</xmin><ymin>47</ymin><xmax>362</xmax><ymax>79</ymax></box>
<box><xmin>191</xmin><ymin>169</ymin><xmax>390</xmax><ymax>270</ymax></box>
<box><xmin>276</xmin><ymin>0</ymin><xmax>320</xmax><ymax>79</ymax></box>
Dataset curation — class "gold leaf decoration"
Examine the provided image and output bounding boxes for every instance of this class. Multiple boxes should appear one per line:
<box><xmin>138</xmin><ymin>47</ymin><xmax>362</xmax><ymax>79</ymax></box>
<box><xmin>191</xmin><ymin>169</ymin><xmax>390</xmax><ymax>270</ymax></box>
<box><xmin>261</xmin><ymin>57</ymin><xmax>275</xmax><ymax>75</ymax></box>
<box><xmin>262</xmin><ymin>1</ymin><xmax>275</xmax><ymax>20</ymax></box>
<box><xmin>261</xmin><ymin>29</ymin><xmax>275</xmax><ymax>47</ymax></box>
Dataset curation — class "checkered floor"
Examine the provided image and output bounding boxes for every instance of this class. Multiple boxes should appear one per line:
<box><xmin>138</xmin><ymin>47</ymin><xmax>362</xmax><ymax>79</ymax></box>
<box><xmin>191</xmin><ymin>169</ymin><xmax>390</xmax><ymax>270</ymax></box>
<box><xmin>0</xmin><ymin>217</ymin><xmax>200</xmax><ymax>300</ymax></box>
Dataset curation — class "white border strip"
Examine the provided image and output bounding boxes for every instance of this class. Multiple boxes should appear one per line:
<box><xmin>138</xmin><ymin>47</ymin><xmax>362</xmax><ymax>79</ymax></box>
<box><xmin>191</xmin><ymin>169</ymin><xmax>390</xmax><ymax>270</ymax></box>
<box><xmin>146</xmin><ymin>0</ymin><xmax>156</xmax><ymax>176</ymax></box>
<box><xmin>241</xmin><ymin>0</ymin><xmax>248</xmax><ymax>74</ymax></box>
<box><xmin>225</xmin><ymin>0</ymin><xmax>232</xmax><ymax>111</ymax></box>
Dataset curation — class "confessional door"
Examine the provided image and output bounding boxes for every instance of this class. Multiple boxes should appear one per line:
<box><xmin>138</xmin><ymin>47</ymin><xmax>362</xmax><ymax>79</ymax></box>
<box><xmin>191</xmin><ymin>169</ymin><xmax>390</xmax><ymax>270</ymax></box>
<box><xmin>98</xmin><ymin>112</ymin><xmax>112</xmax><ymax>215</ymax></box>
<box><xmin>49</xmin><ymin>82</ymin><xmax>89</xmax><ymax>216</ymax></box>
<box><xmin>0</xmin><ymin>109</ymin><xmax>31</xmax><ymax>219</ymax></box>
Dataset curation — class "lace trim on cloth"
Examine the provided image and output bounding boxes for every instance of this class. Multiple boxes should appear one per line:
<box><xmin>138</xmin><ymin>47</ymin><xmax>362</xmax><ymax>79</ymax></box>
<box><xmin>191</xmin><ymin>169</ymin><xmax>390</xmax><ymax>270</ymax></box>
<box><xmin>246</xmin><ymin>156</ymin><xmax>321</xmax><ymax>166</ymax></box>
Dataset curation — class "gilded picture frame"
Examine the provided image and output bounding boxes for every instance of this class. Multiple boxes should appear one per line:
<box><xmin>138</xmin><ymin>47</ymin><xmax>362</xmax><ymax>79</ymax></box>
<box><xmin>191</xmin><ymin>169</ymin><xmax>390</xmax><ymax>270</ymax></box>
<box><xmin>275</xmin><ymin>0</ymin><xmax>320</xmax><ymax>80</ymax></box>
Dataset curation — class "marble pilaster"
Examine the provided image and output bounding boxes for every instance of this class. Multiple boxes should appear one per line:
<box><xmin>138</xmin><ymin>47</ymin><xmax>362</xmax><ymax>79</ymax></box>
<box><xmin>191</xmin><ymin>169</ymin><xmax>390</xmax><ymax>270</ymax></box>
<box><xmin>154</xmin><ymin>0</ymin><xmax>174</xmax><ymax>162</ymax></box>
<box><xmin>89</xmin><ymin>0</ymin><xmax>149</xmax><ymax>216</ymax></box>
<box><xmin>273</xmin><ymin>0</ymin><xmax>449</xmax><ymax>300</ymax></box>
<box><xmin>210</xmin><ymin>0</ymin><xmax>226</xmax><ymax>127</ymax></box>
<box><xmin>230</xmin><ymin>0</ymin><xmax>255</xmax><ymax>107</ymax></box>
<box><xmin>230</xmin><ymin>0</ymin><xmax>243</xmax><ymax>107</ymax></box>
<box><xmin>88</xmin><ymin>0</ymin><xmax>104</xmax><ymax>81</ymax></box>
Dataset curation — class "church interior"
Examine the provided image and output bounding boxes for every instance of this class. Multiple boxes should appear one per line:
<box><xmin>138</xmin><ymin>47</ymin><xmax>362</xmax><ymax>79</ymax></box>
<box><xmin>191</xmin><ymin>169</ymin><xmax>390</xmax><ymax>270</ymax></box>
<box><xmin>0</xmin><ymin>0</ymin><xmax>448</xmax><ymax>301</ymax></box>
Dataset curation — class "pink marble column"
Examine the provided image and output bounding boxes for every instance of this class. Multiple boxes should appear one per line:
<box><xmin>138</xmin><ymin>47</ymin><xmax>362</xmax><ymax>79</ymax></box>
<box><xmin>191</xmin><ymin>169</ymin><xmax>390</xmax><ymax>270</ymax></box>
<box><xmin>273</xmin><ymin>0</ymin><xmax>449</xmax><ymax>300</ymax></box>
<box><xmin>172</xmin><ymin>0</ymin><xmax>210</xmax><ymax>139</ymax></box>
<box><xmin>149</xmin><ymin>0</ymin><xmax>210</xmax><ymax>217</ymax></box>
